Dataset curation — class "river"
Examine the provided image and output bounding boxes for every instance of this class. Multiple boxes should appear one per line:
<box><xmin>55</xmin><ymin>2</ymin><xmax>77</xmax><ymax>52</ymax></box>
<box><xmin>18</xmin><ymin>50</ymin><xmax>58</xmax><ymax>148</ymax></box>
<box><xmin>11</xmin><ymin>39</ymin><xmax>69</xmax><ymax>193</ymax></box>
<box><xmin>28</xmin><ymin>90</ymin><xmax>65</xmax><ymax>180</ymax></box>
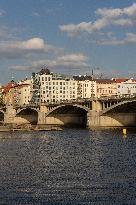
<box><xmin>0</xmin><ymin>129</ymin><xmax>136</xmax><ymax>205</ymax></box>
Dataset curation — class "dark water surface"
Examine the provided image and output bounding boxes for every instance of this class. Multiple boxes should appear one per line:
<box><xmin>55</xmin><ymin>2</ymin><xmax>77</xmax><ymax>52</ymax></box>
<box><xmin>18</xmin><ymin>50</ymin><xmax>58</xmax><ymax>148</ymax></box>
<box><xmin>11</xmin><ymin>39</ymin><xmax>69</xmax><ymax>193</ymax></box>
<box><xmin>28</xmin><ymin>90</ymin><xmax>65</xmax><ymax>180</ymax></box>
<box><xmin>0</xmin><ymin>129</ymin><xmax>136</xmax><ymax>205</ymax></box>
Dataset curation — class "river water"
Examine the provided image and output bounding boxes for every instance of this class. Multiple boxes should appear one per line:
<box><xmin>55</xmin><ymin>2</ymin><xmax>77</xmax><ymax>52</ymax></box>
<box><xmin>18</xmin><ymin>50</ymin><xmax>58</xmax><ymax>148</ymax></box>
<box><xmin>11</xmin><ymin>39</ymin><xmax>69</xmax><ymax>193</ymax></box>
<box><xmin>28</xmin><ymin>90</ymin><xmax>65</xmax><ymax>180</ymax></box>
<box><xmin>0</xmin><ymin>129</ymin><xmax>136</xmax><ymax>205</ymax></box>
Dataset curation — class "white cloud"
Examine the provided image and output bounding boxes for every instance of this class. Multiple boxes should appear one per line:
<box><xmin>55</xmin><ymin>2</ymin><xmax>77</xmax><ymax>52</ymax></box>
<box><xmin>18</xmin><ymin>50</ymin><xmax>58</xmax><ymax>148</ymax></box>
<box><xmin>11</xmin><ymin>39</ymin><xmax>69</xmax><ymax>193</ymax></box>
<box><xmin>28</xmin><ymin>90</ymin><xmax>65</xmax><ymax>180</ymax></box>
<box><xmin>96</xmin><ymin>3</ymin><xmax>136</xmax><ymax>18</ymax></box>
<box><xmin>0</xmin><ymin>9</ymin><xmax>6</xmax><ymax>16</ymax></box>
<box><xmin>59</xmin><ymin>3</ymin><xmax>136</xmax><ymax>40</ymax></box>
<box><xmin>0</xmin><ymin>37</ymin><xmax>62</xmax><ymax>59</ymax></box>
<box><xmin>32</xmin><ymin>12</ymin><xmax>40</xmax><ymax>17</ymax></box>
<box><xmin>57</xmin><ymin>53</ymin><xmax>87</xmax><ymax>62</ymax></box>
<box><xmin>125</xmin><ymin>33</ymin><xmax>136</xmax><ymax>42</ymax></box>
<box><xmin>95</xmin><ymin>7</ymin><xmax>123</xmax><ymax>18</ymax></box>
<box><xmin>10</xmin><ymin>53</ymin><xmax>89</xmax><ymax>71</ymax></box>
<box><xmin>97</xmin><ymin>32</ymin><xmax>136</xmax><ymax>45</ymax></box>
<box><xmin>124</xmin><ymin>3</ymin><xmax>136</xmax><ymax>16</ymax></box>
<box><xmin>113</xmin><ymin>18</ymin><xmax>133</xmax><ymax>26</ymax></box>
<box><xmin>21</xmin><ymin>38</ymin><xmax>45</xmax><ymax>50</ymax></box>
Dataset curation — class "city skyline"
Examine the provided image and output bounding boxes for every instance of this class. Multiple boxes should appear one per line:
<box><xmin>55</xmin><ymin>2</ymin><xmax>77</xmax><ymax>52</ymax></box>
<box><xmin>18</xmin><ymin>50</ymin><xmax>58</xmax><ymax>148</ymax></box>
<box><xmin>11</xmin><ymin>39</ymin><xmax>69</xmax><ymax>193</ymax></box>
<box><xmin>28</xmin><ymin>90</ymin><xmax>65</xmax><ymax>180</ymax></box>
<box><xmin>0</xmin><ymin>0</ymin><xmax>136</xmax><ymax>83</ymax></box>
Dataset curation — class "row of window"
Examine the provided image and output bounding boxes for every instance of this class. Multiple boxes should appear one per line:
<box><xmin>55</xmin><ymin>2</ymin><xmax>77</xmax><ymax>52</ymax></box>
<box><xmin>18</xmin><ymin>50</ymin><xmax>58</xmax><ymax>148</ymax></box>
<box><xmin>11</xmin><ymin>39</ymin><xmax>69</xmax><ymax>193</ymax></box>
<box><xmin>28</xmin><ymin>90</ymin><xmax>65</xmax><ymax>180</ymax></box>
<box><xmin>98</xmin><ymin>89</ymin><xmax>113</xmax><ymax>93</ymax></box>
<box><xmin>118</xmin><ymin>85</ymin><xmax>136</xmax><ymax>89</ymax></box>
<box><xmin>40</xmin><ymin>95</ymin><xmax>75</xmax><ymax>99</ymax></box>
<box><xmin>41</xmin><ymin>78</ymin><xmax>76</xmax><ymax>85</ymax></box>
<box><xmin>41</xmin><ymin>86</ymin><xmax>76</xmax><ymax>91</ymax></box>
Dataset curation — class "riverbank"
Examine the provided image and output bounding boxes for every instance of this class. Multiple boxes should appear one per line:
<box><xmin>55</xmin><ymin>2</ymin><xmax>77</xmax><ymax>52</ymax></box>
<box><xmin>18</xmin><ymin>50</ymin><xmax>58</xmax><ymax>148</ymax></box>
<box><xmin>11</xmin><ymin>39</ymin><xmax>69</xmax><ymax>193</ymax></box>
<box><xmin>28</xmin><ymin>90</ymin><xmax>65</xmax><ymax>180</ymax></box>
<box><xmin>0</xmin><ymin>124</ymin><xmax>63</xmax><ymax>132</ymax></box>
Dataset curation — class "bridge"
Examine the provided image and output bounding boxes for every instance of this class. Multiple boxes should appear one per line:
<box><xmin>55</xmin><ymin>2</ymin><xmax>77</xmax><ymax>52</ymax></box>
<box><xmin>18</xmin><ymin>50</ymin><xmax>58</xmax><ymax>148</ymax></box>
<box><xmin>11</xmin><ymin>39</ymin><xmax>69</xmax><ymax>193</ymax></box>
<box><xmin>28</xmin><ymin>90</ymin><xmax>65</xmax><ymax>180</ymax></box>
<box><xmin>1</xmin><ymin>97</ymin><xmax>136</xmax><ymax>128</ymax></box>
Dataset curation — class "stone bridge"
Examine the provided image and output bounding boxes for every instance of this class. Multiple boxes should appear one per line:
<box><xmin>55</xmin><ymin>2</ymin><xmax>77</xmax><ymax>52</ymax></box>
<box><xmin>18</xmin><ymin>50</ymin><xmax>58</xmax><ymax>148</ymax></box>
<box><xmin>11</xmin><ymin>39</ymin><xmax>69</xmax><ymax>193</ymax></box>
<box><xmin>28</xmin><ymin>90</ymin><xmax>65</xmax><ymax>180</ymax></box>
<box><xmin>0</xmin><ymin>97</ymin><xmax>136</xmax><ymax>127</ymax></box>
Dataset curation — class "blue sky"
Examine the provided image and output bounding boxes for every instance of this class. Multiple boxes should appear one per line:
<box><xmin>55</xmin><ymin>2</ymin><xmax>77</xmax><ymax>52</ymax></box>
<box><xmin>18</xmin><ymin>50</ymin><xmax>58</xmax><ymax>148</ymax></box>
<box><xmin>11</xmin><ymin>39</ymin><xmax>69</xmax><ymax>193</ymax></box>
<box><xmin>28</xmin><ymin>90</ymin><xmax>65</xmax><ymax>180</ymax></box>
<box><xmin>0</xmin><ymin>0</ymin><xmax>136</xmax><ymax>83</ymax></box>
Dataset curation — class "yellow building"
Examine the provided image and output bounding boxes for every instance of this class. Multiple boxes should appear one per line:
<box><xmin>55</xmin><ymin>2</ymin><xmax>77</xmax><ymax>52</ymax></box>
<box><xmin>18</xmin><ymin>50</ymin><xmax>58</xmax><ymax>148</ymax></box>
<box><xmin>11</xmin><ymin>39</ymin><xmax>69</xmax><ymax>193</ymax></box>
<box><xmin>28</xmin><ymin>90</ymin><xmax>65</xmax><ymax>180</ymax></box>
<box><xmin>96</xmin><ymin>79</ymin><xmax>117</xmax><ymax>98</ymax></box>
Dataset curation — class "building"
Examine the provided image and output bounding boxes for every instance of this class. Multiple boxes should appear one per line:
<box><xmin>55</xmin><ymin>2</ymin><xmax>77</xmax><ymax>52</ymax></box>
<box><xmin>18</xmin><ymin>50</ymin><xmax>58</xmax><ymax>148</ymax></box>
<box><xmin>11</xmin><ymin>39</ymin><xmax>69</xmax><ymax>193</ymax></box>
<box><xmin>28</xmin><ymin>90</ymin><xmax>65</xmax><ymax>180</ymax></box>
<box><xmin>96</xmin><ymin>79</ymin><xmax>117</xmax><ymax>98</ymax></box>
<box><xmin>73</xmin><ymin>75</ymin><xmax>97</xmax><ymax>98</ymax></box>
<box><xmin>17</xmin><ymin>78</ymin><xmax>33</xmax><ymax>106</ymax></box>
<box><xmin>113</xmin><ymin>78</ymin><xmax>136</xmax><ymax>97</ymax></box>
<box><xmin>16</xmin><ymin>84</ymin><xmax>32</xmax><ymax>106</ymax></box>
<box><xmin>2</xmin><ymin>80</ymin><xmax>16</xmax><ymax>105</ymax></box>
<box><xmin>31</xmin><ymin>68</ymin><xmax>78</xmax><ymax>103</ymax></box>
<box><xmin>2</xmin><ymin>79</ymin><xmax>32</xmax><ymax>106</ymax></box>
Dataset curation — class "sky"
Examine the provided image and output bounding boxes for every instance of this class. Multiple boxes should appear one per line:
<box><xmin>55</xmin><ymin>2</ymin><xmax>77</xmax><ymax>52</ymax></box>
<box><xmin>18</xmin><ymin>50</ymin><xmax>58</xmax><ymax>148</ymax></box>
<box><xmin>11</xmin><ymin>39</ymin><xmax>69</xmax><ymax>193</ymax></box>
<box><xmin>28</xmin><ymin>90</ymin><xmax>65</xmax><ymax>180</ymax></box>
<box><xmin>0</xmin><ymin>0</ymin><xmax>136</xmax><ymax>83</ymax></box>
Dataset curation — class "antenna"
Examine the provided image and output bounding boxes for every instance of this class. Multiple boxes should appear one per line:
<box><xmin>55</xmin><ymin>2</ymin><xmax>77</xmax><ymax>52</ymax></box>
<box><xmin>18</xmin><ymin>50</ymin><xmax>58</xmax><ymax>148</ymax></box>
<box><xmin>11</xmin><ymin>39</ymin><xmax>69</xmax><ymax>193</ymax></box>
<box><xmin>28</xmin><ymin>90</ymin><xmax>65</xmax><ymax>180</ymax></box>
<box><xmin>11</xmin><ymin>72</ymin><xmax>14</xmax><ymax>82</ymax></box>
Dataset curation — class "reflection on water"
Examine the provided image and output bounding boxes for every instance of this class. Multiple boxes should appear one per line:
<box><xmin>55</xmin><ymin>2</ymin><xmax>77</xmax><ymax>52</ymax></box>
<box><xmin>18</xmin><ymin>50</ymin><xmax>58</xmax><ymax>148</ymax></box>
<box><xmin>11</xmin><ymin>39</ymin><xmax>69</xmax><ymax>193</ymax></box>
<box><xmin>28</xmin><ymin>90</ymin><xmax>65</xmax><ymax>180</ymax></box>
<box><xmin>0</xmin><ymin>129</ymin><xmax>136</xmax><ymax>204</ymax></box>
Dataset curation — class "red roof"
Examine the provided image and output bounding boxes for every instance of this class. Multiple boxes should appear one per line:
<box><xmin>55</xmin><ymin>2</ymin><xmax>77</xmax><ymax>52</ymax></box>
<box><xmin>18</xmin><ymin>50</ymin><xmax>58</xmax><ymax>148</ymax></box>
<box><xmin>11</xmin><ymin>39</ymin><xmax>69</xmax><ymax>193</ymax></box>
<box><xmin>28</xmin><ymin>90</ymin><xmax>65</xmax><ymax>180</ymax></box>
<box><xmin>112</xmin><ymin>78</ymin><xmax>129</xmax><ymax>83</ymax></box>
<box><xmin>14</xmin><ymin>84</ymin><xmax>30</xmax><ymax>89</ymax></box>
<box><xmin>3</xmin><ymin>82</ymin><xmax>15</xmax><ymax>93</ymax></box>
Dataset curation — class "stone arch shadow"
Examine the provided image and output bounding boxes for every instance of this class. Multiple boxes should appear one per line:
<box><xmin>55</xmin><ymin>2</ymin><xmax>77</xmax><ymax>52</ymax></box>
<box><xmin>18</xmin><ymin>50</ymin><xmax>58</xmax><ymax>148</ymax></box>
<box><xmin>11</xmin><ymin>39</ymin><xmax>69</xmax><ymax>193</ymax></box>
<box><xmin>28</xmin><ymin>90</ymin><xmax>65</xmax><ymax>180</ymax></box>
<box><xmin>100</xmin><ymin>100</ymin><xmax>136</xmax><ymax>127</ymax></box>
<box><xmin>45</xmin><ymin>104</ymin><xmax>89</xmax><ymax>128</ymax></box>
<box><xmin>0</xmin><ymin>110</ymin><xmax>4</xmax><ymax>124</ymax></box>
<box><xmin>15</xmin><ymin>108</ymin><xmax>38</xmax><ymax>125</ymax></box>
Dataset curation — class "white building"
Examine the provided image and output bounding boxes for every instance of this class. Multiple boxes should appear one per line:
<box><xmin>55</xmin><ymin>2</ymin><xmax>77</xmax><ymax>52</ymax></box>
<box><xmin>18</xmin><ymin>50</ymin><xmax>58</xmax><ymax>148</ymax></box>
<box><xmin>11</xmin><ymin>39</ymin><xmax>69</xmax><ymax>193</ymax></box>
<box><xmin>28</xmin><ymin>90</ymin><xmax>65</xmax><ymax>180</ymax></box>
<box><xmin>73</xmin><ymin>75</ymin><xmax>97</xmax><ymax>98</ymax></box>
<box><xmin>114</xmin><ymin>78</ymin><xmax>136</xmax><ymax>97</ymax></box>
<box><xmin>33</xmin><ymin>69</ymin><xmax>78</xmax><ymax>103</ymax></box>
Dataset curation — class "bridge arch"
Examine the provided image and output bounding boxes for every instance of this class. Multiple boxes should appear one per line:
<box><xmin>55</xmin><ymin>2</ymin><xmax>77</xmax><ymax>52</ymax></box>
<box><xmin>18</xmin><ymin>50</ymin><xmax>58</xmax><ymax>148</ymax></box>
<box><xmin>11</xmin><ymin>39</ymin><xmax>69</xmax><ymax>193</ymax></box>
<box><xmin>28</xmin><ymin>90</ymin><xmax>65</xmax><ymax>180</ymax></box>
<box><xmin>45</xmin><ymin>104</ymin><xmax>90</xmax><ymax>128</ymax></box>
<box><xmin>15</xmin><ymin>107</ymin><xmax>38</xmax><ymax>125</ymax></box>
<box><xmin>101</xmin><ymin>99</ymin><xmax>136</xmax><ymax>115</ymax></box>
<box><xmin>99</xmin><ymin>100</ymin><xmax>136</xmax><ymax>127</ymax></box>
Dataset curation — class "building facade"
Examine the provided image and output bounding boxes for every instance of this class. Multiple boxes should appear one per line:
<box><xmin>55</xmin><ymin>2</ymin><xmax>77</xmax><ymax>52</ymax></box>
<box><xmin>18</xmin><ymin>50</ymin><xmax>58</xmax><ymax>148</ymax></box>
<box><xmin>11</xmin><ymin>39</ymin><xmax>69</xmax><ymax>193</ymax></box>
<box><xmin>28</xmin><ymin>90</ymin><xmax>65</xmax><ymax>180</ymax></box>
<box><xmin>31</xmin><ymin>69</ymin><xmax>78</xmax><ymax>103</ymax></box>
<box><xmin>96</xmin><ymin>79</ymin><xmax>117</xmax><ymax>98</ymax></box>
<box><xmin>114</xmin><ymin>78</ymin><xmax>136</xmax><ymax>97</ymax></box>
<box><xmin>16</xmin><ymin>84</ymin><xmax>32</xmax><ymax>106</ymax></box>
<box><xmin>2</xmin><ymin>79</ymin><xmax>32</xmax><ymax>106</ymax></box>
<box><xmin>73</xmin><ymin>75</ymin><xmax>97</xmax><ymax>99</ymax></box>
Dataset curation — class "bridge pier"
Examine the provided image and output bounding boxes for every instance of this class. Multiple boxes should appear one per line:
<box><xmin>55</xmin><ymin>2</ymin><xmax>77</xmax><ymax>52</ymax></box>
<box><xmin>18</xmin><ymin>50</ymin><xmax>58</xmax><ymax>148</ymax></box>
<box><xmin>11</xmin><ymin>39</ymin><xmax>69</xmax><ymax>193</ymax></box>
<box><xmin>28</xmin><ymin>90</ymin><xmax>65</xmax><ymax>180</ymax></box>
<box><xmin>92</xmin><ymin>100</ymin><xmax>103</xmax><ymax>112</ymax></box>
<box><xmin>38</xmin><ymin>111</ymin><xmax>45</xmax><ymax>124</ymax></box>
<box><xmin>4</xmin><ymin>105</ymin><xmax>16</xmax><ymax>124</ymax></box>
<box><xmin>37</xmin><ymin>104</ymin><xmax>48</xmax><ymax>124</ymax></box>
<box><xmin>87</xmin><ymin>110</ymin><xmax>100</xmax><ymax>128</ymax></box>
